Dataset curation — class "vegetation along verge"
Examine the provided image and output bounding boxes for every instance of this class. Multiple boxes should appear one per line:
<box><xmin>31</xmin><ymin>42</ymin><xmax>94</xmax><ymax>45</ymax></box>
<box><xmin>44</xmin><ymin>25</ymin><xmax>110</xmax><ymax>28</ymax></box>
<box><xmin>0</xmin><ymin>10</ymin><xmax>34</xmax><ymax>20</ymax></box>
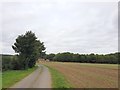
<box><xmin>2</xmin><ymin>66</ymin><xmax>37</xmax><ymax>89</ymax></box>
<box><xmin>45</xmin><ymin>65</ymin><xmax>72</xmax><ymax>88</ymax></box>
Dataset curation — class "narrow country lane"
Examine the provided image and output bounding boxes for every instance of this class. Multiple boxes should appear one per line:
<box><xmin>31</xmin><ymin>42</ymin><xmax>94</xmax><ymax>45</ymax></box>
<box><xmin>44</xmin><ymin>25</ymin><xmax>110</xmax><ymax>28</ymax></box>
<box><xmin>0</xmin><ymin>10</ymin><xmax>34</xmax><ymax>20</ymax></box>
<box><xmin>10</xmin><ymin>65</ymin><xmax>52</xmax><ymax>88</ymax></box>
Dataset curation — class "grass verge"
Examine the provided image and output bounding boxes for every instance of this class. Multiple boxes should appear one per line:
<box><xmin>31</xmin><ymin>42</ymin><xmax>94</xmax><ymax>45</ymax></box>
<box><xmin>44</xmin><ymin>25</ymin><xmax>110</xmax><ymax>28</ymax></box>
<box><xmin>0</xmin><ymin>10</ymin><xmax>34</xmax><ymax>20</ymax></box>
<box><xmin>45</xmin><ymin>65</ymin><xmax>72</xmax><ymax>88</ymax></box>
<box><xmin>2</xmin><ymin>66</ymin><xmax>37</xmax><ymax>88</ymax></box>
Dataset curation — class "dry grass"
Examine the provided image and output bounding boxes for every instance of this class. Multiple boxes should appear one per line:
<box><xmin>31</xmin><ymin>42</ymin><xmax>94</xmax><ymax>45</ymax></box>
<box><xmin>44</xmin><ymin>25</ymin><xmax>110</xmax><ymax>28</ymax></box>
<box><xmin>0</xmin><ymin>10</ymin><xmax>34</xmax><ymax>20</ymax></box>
<box><xmin>41</xmin><ymin>62</ymin><xmax>118</xmax><ymax>88</ymax></box>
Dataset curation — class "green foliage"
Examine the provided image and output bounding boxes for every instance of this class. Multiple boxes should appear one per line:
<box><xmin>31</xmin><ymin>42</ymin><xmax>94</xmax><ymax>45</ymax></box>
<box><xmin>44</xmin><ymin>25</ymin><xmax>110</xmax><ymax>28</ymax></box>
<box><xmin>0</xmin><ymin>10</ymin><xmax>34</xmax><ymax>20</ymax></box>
<box><xmin>11</xmin><ymin>55</ymin><xmax>23</xmax><ymax>70</ymax></box>
<box><xmin>2</xmin><ymin>55</ymin><xmax>13</xmax><ymax>71</ymax></box>
<box><xmin>12</xmin><ymin>31</ymin><xmax>45</xmax><ymax>69</ymax></box>
<box><xmin>2</xmin><ymin>55</ymin><xmax>24</xmax><ymax>71</ymax></box>
<box><xmin>46</xmin><ymin>53</ymin><xmax>55</xmax><ymax>61</ymax></box>
<box><xmin>49</xmin><ymin>52</ymin><xmax>119</xmax><ymax>64</ymax></box>
<box><xmin>53</xmin><ymin>52</ymin><xmax>73</xmax><ymax>62</ymax></box>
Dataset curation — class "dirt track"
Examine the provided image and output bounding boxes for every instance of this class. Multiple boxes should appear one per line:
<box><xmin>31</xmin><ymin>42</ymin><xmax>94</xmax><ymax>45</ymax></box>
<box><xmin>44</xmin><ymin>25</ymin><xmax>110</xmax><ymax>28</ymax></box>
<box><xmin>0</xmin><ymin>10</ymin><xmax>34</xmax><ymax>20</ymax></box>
<box><xmin>10</xmin><ymin>65</ymin><xmax>51</xmax><ymax>88</ymax></box>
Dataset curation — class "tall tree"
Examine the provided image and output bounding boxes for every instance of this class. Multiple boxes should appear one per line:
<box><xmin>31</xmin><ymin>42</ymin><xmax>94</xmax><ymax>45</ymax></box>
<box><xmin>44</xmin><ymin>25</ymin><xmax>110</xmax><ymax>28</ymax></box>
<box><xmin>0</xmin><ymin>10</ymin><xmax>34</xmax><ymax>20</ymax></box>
<box><xmin>12</xmin><ymin>31</ymin><xmax>45</xmax><ymax>69</ymax></box>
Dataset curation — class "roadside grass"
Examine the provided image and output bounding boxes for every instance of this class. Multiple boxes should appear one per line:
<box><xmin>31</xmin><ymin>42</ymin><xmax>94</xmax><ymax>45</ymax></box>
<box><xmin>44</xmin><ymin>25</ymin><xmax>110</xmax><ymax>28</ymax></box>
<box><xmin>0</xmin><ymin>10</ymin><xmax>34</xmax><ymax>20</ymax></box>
<box><xmin>45</xmin><ymin>65</ymin><xmax>72</xmax><ymax>88</ymax></box>
<box><xmin>2</xmin><ymin>66</ymin><xmax>37</xmax><ymax>88</ymax></box>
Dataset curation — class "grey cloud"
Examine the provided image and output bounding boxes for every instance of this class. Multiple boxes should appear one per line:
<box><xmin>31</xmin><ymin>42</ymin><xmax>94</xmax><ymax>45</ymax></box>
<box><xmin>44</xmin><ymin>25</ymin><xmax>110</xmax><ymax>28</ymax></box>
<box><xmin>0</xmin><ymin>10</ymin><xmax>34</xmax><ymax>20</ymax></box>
<box><xmin>1</xmin><ymin>1</ymin><xmax>118</xmax><ymax>54</ymax></box>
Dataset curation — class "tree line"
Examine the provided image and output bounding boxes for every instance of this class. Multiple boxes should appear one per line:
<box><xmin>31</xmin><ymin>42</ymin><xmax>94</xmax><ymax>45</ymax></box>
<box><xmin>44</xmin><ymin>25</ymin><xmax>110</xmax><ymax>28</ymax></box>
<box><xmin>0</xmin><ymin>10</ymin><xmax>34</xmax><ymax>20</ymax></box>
<box><xmin>2</xmin><ymin>31</ymin><xmax>119</xmax><ymax>71</ymax></box>
<box><xmin>46</xmin><ymin>52</ymin><xmax>119</xmax><ymax>64</ymax></box>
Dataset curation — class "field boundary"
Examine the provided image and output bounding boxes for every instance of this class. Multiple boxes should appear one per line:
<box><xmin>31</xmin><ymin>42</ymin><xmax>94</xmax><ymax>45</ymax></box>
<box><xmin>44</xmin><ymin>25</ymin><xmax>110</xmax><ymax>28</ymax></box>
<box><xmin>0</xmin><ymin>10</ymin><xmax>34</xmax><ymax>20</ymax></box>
<box><xmin>44</xmin><ymin>65</ymin><xmax>72</xmax><ymax>88</ymax></box>
<box><xmin>2</xmin><ymin>66</ymin><xmax>38</xmax><ymax>88</ymax></box>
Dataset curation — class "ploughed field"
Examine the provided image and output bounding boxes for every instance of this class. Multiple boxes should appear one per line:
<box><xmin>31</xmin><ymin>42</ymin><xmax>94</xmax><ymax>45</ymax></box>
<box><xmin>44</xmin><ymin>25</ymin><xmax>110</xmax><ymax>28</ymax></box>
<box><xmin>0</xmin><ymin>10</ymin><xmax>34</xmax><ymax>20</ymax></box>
<box><xmin>42</xmin><ymin>62</ymin><xmax>118</xmax><ymax>88</ymax></box>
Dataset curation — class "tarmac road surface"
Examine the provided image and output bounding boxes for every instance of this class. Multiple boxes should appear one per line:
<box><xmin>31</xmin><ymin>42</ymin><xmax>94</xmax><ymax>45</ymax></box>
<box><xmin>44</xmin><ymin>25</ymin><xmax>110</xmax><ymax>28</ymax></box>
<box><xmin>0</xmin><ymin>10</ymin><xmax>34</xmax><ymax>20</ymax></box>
<box><xmin>10</xmin><ymin>65</ymin><xmax>51</xmax><ymax>88</ymax></box>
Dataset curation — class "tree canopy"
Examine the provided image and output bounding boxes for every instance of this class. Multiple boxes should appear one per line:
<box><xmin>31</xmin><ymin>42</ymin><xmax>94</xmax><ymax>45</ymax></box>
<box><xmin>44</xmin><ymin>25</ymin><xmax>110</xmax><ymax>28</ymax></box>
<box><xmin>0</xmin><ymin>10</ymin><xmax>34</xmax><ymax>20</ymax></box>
<box><xmin>12</xmin><ymin>31</ymin><xmax>45</xmax><ymax>69</ymax></box>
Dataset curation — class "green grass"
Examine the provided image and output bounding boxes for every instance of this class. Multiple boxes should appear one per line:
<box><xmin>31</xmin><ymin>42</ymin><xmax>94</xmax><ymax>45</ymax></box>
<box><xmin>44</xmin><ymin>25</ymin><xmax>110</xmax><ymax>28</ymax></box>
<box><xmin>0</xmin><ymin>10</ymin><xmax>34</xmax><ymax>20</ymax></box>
<box><xmin>45</xmin><ymin>65</ymin><xmax>72</xmax><ymax>88</ymax></box>
<box><xmin>2</xmin><ymin>66</ymin><xmax>37</xmax><ymax>88</ymax></box>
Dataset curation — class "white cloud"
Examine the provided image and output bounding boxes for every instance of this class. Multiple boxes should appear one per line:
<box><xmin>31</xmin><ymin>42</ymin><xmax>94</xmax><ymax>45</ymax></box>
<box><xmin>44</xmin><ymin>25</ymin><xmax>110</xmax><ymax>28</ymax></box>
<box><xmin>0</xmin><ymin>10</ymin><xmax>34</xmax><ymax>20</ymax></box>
<box><xmin>1</xmin><ymin>1</ymin><xmax>118</xmax><ymax>54</ymax></box>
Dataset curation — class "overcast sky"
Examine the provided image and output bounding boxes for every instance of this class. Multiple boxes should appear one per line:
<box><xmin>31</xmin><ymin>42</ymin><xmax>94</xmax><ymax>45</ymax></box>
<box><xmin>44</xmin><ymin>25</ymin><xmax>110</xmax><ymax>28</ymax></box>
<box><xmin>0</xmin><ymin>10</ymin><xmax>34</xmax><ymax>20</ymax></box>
<box><xmin>1</xmin><ymin>0</ymin><xmax>118</xmax><ymax>54</ymax></box>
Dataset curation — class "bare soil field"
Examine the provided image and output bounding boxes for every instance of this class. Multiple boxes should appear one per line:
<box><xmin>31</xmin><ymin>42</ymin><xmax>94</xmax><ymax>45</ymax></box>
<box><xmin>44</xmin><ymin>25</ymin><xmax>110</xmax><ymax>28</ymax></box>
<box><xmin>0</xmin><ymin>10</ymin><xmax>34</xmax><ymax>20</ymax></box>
<box><xmin>41</xmin><ymin>62</ymin><xmax>118</xmax><ymax>88</ymax></box>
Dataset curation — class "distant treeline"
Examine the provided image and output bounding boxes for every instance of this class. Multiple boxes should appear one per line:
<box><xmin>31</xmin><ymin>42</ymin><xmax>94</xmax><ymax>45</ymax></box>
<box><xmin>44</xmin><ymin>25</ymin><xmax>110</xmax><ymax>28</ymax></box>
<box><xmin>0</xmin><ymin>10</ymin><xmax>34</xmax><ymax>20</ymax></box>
<box><xmin>2</xmin><ymin>52</ymin><xmax>119</xmax><ymax>71</ymax></box>
<box><xmin>46</xmin><ymin>52</ymin><xmax>120</xmax><ymax>64</ymax></box>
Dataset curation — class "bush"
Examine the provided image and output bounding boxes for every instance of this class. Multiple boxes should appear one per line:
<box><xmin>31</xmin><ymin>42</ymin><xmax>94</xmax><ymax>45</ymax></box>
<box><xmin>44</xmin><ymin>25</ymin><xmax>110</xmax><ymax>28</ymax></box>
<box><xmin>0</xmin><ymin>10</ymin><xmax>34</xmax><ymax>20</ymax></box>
<box><xmin>2</xmin><ymin>55</ymin><xmax>13</xmax><ymax>71</ymax></box>
<box><xmin>2</xmin><ymin>55</ymin><xmax>22</xmax><ymax>71</ymax></box>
